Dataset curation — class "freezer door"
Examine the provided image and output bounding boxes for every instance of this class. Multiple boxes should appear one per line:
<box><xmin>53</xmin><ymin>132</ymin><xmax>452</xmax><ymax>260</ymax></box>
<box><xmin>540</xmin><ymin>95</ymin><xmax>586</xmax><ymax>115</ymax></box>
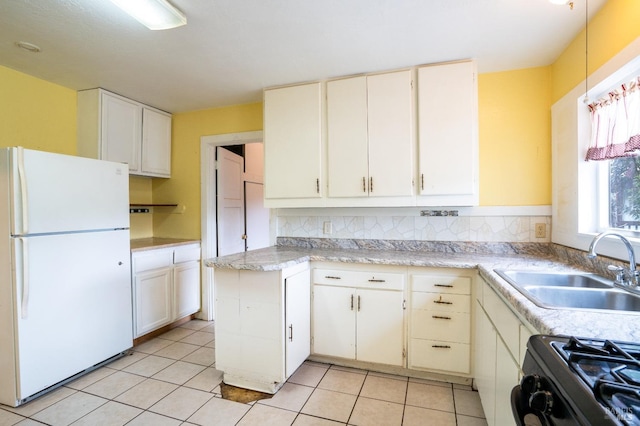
<box><xmin>12</xmin><ymin>230</ymin><xmax>132</xmax><ymax>401</ymax></box>
<box><xmin>9</xmin><ymin>147</ymin><xmax>129</xmax><ymax>235</ymax></box>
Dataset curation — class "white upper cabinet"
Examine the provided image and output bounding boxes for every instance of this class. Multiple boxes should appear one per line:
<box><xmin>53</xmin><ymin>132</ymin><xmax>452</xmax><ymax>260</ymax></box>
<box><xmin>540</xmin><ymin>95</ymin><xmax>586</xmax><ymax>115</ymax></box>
<box><xmin>417</xmin><ymin>61</ymin><xmax>478</xmax><ymax>205</ymax></box>
<box><xmin>77</xmin><ymin>88</ymin><xmax>172</xmax><ymax>178</ymax></box>
<box><xmin>263</xmin><ymin>82</ymin><xmax>323</xmax><ymax>202</ymax></box>
<box><xmin>327</xmin><ymin>71</ymin><xmax>414</xmax><ymax>198</ymax></box>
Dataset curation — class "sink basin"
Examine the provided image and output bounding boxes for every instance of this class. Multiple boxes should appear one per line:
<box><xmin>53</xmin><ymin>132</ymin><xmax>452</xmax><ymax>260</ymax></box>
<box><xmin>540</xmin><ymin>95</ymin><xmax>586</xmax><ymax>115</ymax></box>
<box><xmin>523</xmin><ymin>286</ymin><xmax>640</xmax><ymax>311</ymax></box>
<box><xmin>493</xmin><ymin>269</ymin><xmax>640</xmax><ymax>311</ymax></box>
<box><xmin>494</xmin><ymin>270</ymin><xmax>613</xmax><ymax>289</ymax></box>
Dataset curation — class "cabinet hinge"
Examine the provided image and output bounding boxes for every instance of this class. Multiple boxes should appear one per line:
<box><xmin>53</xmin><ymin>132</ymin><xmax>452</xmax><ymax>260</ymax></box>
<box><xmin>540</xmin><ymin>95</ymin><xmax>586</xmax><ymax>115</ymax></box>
<box><xmin>403</xmin><ymin>348</ymin><xmax>406</xmax><ymax>358</ymax></box>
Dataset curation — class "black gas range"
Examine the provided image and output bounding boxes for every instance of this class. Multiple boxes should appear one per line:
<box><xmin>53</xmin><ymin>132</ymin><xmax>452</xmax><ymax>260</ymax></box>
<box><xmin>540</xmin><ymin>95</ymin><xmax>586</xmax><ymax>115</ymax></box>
<box><xmin>512</xmin><ymin>335</ymin><xmax>640</xmax><ymax>425</ymax></box>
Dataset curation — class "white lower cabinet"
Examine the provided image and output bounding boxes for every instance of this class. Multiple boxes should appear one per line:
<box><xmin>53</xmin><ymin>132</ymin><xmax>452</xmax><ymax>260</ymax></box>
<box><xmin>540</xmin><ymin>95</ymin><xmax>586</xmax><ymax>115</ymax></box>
<box><xmin>312</xmin><ymin>265</ymin><xmax>405</xmax><ymax>366</ymax></box>
<box><xmin>132</xmin><ymin>243</ymin><xmax>201</xmax><ymax>338</ymax></box>
<box><xmin>474</xmin><ymin>276</ymin><xmax>537</xmax><ymax>426</ymax></box>
<box><xmin>214</xmin><ymin>262</ymin><xmax>311</xmax><ymax>393</ymax></box>
<box><xmin>408</xmin><ymin>269</ymin><xmax>473</xmax><ymax>374</ymax></box>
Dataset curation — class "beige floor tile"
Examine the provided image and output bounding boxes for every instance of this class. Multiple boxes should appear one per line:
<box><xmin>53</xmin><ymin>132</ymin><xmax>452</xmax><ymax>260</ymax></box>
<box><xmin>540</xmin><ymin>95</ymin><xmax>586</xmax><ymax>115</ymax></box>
<box><xmin>0</xmin><ymin>408</ymin><xmax>25</xmax><ymax>425</ymax></box>
<box><xmin>317</xmin><ymin>369</ymin><xmax>365</xmax><ymax>395</ymax></box>
<box><xmin>292</xmin><ymin>414</ymin><xmax>346</xmax><ymax>425</ymax></box>
<box><xmin>360</xmin><ymin>375</ymin><xmax>407</xmax><ymax>404</ymax></box>
<box><xmin>126</xmin><ymin>411</ymin><xmax>183</xmax><ymax>426</ymax></box>
<box><xmin>456</xmin><ymin>414</ymin><xmax>489</xmax><ymax>426</ymax></box>
<box><xmin>180</xmin><ymin>320</ymin><xmax>213</xmax><ymax>331</ymax></box>
<box><xmin>1</xmin><ymin>387</ymin><xmax>77</xmax><ymax>417</ymax></box>
<box><xmin>149</xmin><ymin>387</ymin><xmax>213</xmax><ymax>421</ymax></box>
<box><xmin>31</xmin><ymin>392</ymin><xmax>107</xmax><ymax>425</ymax></box>
<box><xmin>287</xmin><ymin>364</ymin><xmax>328</xmax><ymax>387</ymax></box>
<box><xmin>405</xmin><ymin>382</ymin><xmax>454</xmax><ymax>412</ymax></box>
<box><xmin>134</xmin><ymin>338</ymin><xmax>174</xmax><ymax>354</ymax></box>
<box><xmin>402</xmin><ymin>405</ymin><xmax>456</xmax><ymax>426</ymax></box>
<box><xmin>349</xmin><ymin>397</ymin><xmax>404</xmax><ymax>426</ymax></box>
<box><xmin>153</xmin><ymin>342</ymin><xmax>200</xmax><ymax>360</ymax></box>
<box><xmin>182</xmin><ymin>347</ymin><xmax>216</xmax><ymax>366</ymax></box>
<box><xmin>64</xmin><ymin>367</ymin><xmax>117</xmax><ymax>390</ymax></box>
<box><xmin>152</xmin><ymin>361</ymin><xmax>206</xmax><ymax>385</ymax></box>
<box><xmin>301</xmin><ymin>389</ymin><xmax>357</xmax><ymax>423</ymax></box>
<box><xmin>259</xmin><ymin>383</ymin><xmax>313</xmax><ymax>412</ymax></box>
<box><xmin>180</xmin><ymin>331</ymin><xmax>215</xmax><ymax>346</ymax></box>
<box><xmin>108</xmin><ymin>351</ymin><xmax>149</xmax><ymax>370</ymax></box>
<box><xmin>407</xmin><ymin>377</ymin><xmax>452</xmax><ymax>388</ymax></box>
<box><xmin>82</xmin><ymin>370</ymin><xmax>146</xmax><ymax>399</ymax></box>
<box><xmin>200</xmin><ymin>323</ymin><xmax>216</xmax><ymax>334</ymax></box>
<box><xmin>237</xmin><ymin>404</ymin><xmax>297</xmax><ymax>426</ymax></box>
<box><xmin>12</xmin><ymin>419</ymin><xmax>44</xmax><ymax>426</ymax></box>
<box><xmin>70</xmin><ymin>400</ymin><xmax>142</xmax><ymax>426</ymax></box>
<box><xmin>187</xmin><ymin>396</ymin><xmax>250</xmax><ymax>426</ymax></box>
<box><xmin>454</xmin><ymin>389</ymin><xmax>485</xmax><ymax>418</ymax></box>
<box><xmin>113</xmin><ymin>378</ymin><xmax>178</xmax><ymax>410</ymax></box>
<box><xmin>367</xmin><ymin>371</ymin><xmax>408</xmax><ymax>382</ymax></box>
<box><xmin>183</xmin><ymin>367</ymin><xmax>224</xmax><ymax>392</ymax></box>
<box><xmin>123</xmin><ymin>355</ymin><xmax>175</xmax><ymax>377</ymax></box>
<box><xmin>160</xmin><ymin>327</ymin><xmax>196</xmax><ymax>341</ymax></box>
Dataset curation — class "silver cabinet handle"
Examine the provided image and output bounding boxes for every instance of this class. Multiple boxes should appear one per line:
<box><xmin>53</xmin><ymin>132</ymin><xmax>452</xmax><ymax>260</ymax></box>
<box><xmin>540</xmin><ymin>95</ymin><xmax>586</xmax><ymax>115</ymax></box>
<box><xmin>363</xmin><ymin>177</ymin><xmax>366</xmax><ymax>192</ymax></box>
<box><xmin>369</xmin><ymin>177</ymin><xmax>373</xmax><ymax>193</ymax></box>
<box><xmin>289</xmin><ymin>324</ymin><xmax>293</xmax><ymax>342</ymax></box>
<box><xmin>357</xmin><ymin>295</ymin><xmax>361</xmax><ymax>311</ymax></box>
<box><xmin>325</xmin><ymin>276</ymin><xmax>341</xmax><ymax>280</ymax></box>
<box><xmin>434</xmin><ymin>284</ymin><xmax>454</xmax><ymax>288</ymax></box>
<box><xmin>350</xmin><ymin>294</ymin><xmax>354</xmax><ymax>310</ymax></box>
<box><xmin>368</xmin><ymin>278</ymin><xmax>386</xmax><ymax>283</ymax></box>
<box><xmin>421</xmin><ymin>173</ymin><xmax>424</xmax><ymax>190</ymax></box>
<box><xmin>316</xmin><ymin>178</ymin><xmax>320</xmax><ymax>193</ymax></box>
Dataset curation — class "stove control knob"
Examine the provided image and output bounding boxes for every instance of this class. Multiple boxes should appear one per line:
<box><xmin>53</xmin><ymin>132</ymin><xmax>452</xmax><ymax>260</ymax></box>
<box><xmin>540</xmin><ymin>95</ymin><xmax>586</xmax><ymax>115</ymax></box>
<box><xmin>529</xmin><ymin>390</ymin><xmax>554</xmax><ymax>415</ymax></box>
<box><xmin>520</xmin><ymin>374</ymin><xmax>542</xmax><ymax>395</ymax></box>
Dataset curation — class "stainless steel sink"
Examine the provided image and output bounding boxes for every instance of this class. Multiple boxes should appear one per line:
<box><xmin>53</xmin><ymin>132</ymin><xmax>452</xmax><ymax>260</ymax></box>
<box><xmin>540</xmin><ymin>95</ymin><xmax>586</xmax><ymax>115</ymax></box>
<box><xmin>493</xmin><ymin>269</ymin><xmax>640</xmax><ymax>311</ymax></box>
<box><xmin>494</xmin><ymin>270</ymin><xmax>613</xmax><ymax>289</ymax></box>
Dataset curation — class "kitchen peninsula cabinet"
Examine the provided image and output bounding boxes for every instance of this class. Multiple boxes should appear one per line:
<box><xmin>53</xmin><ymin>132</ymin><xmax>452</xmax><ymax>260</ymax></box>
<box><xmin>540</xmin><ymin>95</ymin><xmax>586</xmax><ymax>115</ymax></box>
<box><xmin>417</xmin><ymin>60</ymin><xmax>478</xmax><ymax>205</ymax></box>
<box><xmin>326</xmin><ymin>71</ymin><xmax>413</xmax><ymax>199</ymax></box>
<box><xmin>263</xmin><ymin>83</ymin><xmax>322</xmax><ymax>204</ymax></box>
<box><xmin>408</xmin><ymin>269</ymin><xmax>473</xmax><ymax>375</ymax></box>
<box><xmin>474</xmin><ymin>276</ymin><xmax>537</xmax><ymax>426</ymax></box>
<box><xmin>132</xmin><ymin>242</ymin><xmax>201</xmax><ymax>338</ymax></box>
<box><xmin>214</xmin><ymin>262</ymin><xmax>310</xmax><ymax>393</ymax></box>
<box><xmin>312</xmin><ymin>264</ymin><xmax>405</xmax><ymax>366</ymax></box>
<box><xmin>77</xmin><ymin>88</ymin><xmax>171</xmax><ymax>178</ymax></box>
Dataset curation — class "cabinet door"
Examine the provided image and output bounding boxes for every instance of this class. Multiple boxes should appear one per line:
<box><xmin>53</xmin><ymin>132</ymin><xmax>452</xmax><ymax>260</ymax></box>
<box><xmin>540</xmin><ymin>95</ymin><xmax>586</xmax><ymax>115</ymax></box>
<box><xmin>285</xmin><ymin>270</ymin><xmax>311</xmax><ymax>377</ymax></box>
<box><xmin>312</xmin><ymin>285</ymin><xmax>355</xmax><ymax>359</ymax></box>
<box><xmin>264</xmin><ymin>83</ymin><xmax>322</xmax><ymax>199</ymax></box>
<box><xmin>327</xmin><ymin>76</ymin><xmax>369</xmax><ymax>197</ymax></box>
<box><xmin>356</xmin><ymin>289</ymin><xmax>404</xmax><ymax>366</ymax></box>
<box><xmin>474</xmin><ymin>300</ymin><xmax>497</xmax><ymax>426</ymax></box>
<box><xmin>101</xmin><ymin>92</ymin><xmax>141</xmax><ymax>173</ymax></box>
<box><xmin>367</xmin><ymin>70</ymin><xmax>414</xmax><ymax>197</ymax></box>
<box><xmin>418</xmin><ymin>61</ymin><xmax>478</xmax><ymax>202</ymax></box>
<box><xmin>134</xmin><ymin>268</ymin><xmax>173</xmax><ymax>337</ymax></box>
<box><xmin>174</xmin><ymin>261</ymin><xmax>201</xmax><ymax>320</ymax></box>
<box><xmin>495</xmin><ymin>338</ymin><xmax>520</xmax><ymax>426</ymax></box>
<box><xmin>141</xmin><ymin>107</ymin><xmax>172</xmax><ymax>177</ymax></box>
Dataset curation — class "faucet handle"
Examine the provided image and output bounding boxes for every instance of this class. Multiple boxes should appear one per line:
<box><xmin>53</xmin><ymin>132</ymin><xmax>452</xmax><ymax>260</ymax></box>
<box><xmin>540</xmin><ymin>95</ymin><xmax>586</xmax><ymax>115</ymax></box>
<box><xmin>607</xmin><ymin>265</ymin><xmax>626</xmax><ymax>285</ymax></box>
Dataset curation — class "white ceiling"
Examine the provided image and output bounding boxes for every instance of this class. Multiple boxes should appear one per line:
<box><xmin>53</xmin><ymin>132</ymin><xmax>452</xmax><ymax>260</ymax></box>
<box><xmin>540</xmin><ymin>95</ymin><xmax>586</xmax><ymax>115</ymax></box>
<box><xmin>0</xmin><ymin>0</ymin><xmax>605</xmax><ymax>113</ymax></box>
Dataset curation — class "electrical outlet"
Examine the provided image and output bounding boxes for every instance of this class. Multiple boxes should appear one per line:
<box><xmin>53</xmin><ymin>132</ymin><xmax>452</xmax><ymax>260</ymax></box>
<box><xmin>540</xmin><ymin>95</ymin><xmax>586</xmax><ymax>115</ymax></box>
<box><xmin>535</xmin><ymin>223</ymin><xmax>547</xmax><ymax>238</ymax></box>
<box><xmin>323</xmin><ymin>221</ymin><xmax>332</xmax><ymax>234</ymax></box>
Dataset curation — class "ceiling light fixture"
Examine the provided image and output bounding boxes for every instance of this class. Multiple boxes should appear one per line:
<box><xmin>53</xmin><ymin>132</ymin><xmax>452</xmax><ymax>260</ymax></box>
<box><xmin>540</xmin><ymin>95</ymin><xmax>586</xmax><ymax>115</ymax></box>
<box><xmin>15</xmin><ymin>41</ymin><xmax>41</xmax><ymax>53</ymax></box>
<box><xmin>109</xmin><ymin>0</ymin><xmax>187</xmax><ymax>30</ymax></box>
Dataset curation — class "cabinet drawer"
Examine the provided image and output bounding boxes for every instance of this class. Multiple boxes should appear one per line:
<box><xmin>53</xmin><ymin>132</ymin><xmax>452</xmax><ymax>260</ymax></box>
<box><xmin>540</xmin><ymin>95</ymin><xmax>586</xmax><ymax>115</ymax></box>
<box><xmin>313</xmin><ymin>269</ymin><xmax>404</xmax><ymax>290</ymax></box>
<box><xmin>411</xmin><ymin>292</ymin><xmax>470</xmax><ymax>313</ymax></box>
<box><xmin>133</xmin><ymin>249</ymin><xmax>173</xmax><ymax>273</ymax></box>
<box><xmin>412</xmin><ymin>274</ymin><xmax>471</xmax><ymax>295</ymax></box>
<box><xmin>409</xmin><ymin>339</ymin><xmax>470</xmax><ymax>374</ymax></box>
<box><xmin>174</xmin><ymin>244</ymin><xmax>201</xmax><ymax>264</ymax></box>
<box><xmin>411</xmin><ymin>310</ymin><xmax>470</xmax><ymax>343</ymax></box>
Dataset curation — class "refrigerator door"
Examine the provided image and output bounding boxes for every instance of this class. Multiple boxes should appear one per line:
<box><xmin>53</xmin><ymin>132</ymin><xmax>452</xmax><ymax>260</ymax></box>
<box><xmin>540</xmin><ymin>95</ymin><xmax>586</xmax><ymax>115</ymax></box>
<box><xmin>9</xmin><ymin>147</ymin><xmax>129</xmax><ymax>236</ymax></box>
<box><xmin>11</xmin><ymin>229</ymin><xmax>132</xmax><ymax>401</ymax></box>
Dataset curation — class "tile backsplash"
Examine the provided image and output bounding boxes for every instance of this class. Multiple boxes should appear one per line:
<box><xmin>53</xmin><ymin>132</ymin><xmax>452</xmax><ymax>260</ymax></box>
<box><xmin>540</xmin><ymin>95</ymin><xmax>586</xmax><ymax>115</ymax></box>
<box><xmin>276</xmin><ymin>211</ymin><xmax>551</xmax><ymax>243</ymax></box>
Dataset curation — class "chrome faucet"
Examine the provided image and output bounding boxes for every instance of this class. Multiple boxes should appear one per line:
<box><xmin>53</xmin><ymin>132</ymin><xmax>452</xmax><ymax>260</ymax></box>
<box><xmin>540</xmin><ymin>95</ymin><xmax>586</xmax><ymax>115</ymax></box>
<box><xmin>587</xmin><ymin>231</ymin><xmax>640</xmax><ymax>289</ymax></box>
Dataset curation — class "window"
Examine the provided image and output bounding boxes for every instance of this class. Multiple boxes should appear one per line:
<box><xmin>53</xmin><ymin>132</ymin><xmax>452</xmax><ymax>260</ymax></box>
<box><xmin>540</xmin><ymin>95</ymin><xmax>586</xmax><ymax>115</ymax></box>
<box><xmin>608</xmin><ymin>157</ymin><xmax>640</xmax><ymax>231</ymax></box>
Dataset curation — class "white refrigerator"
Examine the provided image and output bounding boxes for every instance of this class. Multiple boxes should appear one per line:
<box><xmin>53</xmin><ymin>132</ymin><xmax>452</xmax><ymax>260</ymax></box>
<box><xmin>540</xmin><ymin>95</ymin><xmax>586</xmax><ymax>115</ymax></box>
<box><xmin>0</xmin><ymin>147</ymin><xmax>133</xmax><ymax>407</ymax></box>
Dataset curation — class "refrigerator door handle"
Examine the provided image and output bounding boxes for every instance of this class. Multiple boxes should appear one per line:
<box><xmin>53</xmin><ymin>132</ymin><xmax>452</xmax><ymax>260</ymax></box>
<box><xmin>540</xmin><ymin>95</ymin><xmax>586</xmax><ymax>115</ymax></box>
<box><xmin>16</xmin><ymin>147</ymin><xmax>29</xmax><ymax>235</ymax></box>
<box><xmin>18</xmin><ymin>237</ymin><xmax>29</xmax><ymax>319</ymax></box>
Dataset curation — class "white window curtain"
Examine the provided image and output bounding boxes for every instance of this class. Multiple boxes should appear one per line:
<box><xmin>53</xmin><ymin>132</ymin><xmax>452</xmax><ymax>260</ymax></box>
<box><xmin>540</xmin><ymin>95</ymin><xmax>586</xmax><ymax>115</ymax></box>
<box><xmin>585</xmin><ymin>76</ymin><xmax>640</xmax><ymax>161</ymax></box>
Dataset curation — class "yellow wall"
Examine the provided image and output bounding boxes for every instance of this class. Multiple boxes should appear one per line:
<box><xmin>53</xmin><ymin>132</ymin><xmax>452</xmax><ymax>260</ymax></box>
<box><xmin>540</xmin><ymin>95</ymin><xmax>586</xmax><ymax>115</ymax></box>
<box><xmin>0</xmin><ymin>65</ymin><xmax>76</xmax><ymax>154</ymax></box>
<box><xmin>478</xmin><ymin>67</ymin><xmax>552</xmax><ymax>206</ymax></box>
<box><xmin>152</xmin><ymin>103</ymin><xmax>263</xmax><ymax>239</ymax></box>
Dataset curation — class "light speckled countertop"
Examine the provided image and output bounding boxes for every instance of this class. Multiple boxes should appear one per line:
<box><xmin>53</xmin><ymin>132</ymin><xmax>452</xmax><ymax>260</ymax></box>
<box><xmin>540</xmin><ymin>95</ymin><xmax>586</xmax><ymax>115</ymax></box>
<box><xmin>130</xmin><ymin>237</ymin><xmax>200</xmax><ymax>252</ymax></box>
<box><xmin>206</xmin><ymin>244</ymin><xmax>640</xmax><ymax>342</ymax></box>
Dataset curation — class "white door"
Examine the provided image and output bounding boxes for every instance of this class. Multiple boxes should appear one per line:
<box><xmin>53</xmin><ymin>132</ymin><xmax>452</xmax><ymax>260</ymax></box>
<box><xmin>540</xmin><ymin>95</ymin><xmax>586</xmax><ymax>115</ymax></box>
<box><xmin>245</xmin><ymin>182</ymin><xmax>270</xmax><ymax>251</ymax></box>
<box><xmin>217</xmin><ymin>147</ymin><xmax>246</xmax><ymax>256</ymax></box>
<box><xmin>356</xmin><ymin>289</ymin><xmax>404</xmax><ymax>366</ymax></box>
<box><xmin>285</xmin><ymin>270</ymin><xmax>311</xmax><ymax>377</ymax></box>
<box><xmin>312</xmin><ymin>285</ymin><xmax>355</xmax><ymax>359</ymax></box>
